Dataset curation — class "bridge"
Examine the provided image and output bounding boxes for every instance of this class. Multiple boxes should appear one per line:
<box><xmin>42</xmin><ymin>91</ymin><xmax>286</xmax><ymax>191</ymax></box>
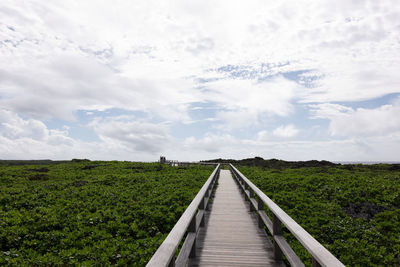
<box><xmin>147</xmin><ymin>164</ymin><xmax>345</xmax><ymax>267</ymax></box>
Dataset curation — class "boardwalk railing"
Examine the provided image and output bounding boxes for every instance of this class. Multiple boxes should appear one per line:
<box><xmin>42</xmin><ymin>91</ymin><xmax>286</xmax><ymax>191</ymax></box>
<box><xmin>147</xmin><ymin>164</ymin><xmax>220</xmax><ymax>267</ymax></box>
<box><xmin>162</xmin><ymin>160</ymin><xmax>218</xmax><ymax>167</ymax></box>
<box><xmin>230</xmin><ymin>164</ymin><xmax>345</xmax><ymax>267</ymax></box>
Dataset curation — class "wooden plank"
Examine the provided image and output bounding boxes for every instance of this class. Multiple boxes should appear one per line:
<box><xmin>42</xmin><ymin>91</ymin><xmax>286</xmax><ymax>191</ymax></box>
<box><xmin>258</xmin><ymin>210</ymin><xmax>273</xmax><ymax>234</ymax></box>
<box><xmin>196</xmin><ymin>210</ymin><xmax>205</xmax><ymax>229</ymax></box>
<box><xmin>192</xmin><ymin>259</ymin><xmax>276</xmax><ymax>265</ymax></box>
<box><xmin>196</xmin><ymin>248</ymin><xmax>272</xmax><ymax>255</ymax></box>
<box><xmin>273</xmin><ymin>213</ymin><xmax>283</xmax><ymax>260</ymax></box>
<box><xmin>175</xmin><ymin>232</ymin><xmax>196</xmax><ymax>267</ymax></box>
<box><xmin>204</xmin><ymin>196</ymin><xmax>210</xmax><ymax>210</ymax></box>
<box><xmin>230</xmin><ymin>164</ymin><xmax>345</xmax><ymax>267</ymax></box>
<box><xmin>250</xmin><ymin>197</ymin><xmax>257</xmax><ymax>211</ymax></box>
<box><xmin>274</xmin><ymin>235</ymin><xmax>305</xmax><ymax>267</ymax></box>
<box><xmin>188</xmin><ymin>170</ymin><xmax>283</xmax><ymax>267</ymax></box>
<box><xmin>190</xmin><ymin>259</ymin><xmax>282</xmax><ymax>267</ymax></box>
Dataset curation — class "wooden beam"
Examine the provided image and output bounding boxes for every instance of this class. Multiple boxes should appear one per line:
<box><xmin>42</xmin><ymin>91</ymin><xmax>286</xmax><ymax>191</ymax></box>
<box><xmin>274</xmin><ymin>235</ymin><xmax>304</xmax><ymax>267</ymax></box>
<box><xmin>175</xmin><ymin>233</ymin><xmax>196</xmax><ymax>267</ymax></box>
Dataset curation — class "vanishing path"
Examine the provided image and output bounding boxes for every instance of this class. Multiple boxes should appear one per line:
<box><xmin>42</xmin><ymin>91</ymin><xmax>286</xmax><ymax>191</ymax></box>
<box><xmin>188</xmin><ymin>170</ymin><xmax>284</xmax><ymax>267</ymax></box>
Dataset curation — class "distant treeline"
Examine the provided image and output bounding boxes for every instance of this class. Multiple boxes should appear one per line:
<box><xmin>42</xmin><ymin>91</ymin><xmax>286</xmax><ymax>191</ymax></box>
<box><xmin>201</xmin><ymin>157</ymin><xmax>337</xmax><ymax>168</ymax></box>
<box><xmin>2</xmin><ymin>157</ymin><xmax>399</xmax><ymax>171</ymax></box>
<box><xmin>202</xmin><ymin>156</ymin><xmax>400</xmax><ymax>170</ymax></box>
<box><xmin>0</xmin><ymin>159</ymin><xmax>89</xmax><ymax>166</ymax></box>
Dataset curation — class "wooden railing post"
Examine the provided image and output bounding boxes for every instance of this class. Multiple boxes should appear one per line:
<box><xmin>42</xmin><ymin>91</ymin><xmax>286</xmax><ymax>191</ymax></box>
<box><xmin>205</xmin><ymin>185</ymin><xmax>210</xmax><ymax>197</ymax></box>
<box><xmin>272</xmin><ymin>214</ymin><xmax>283</xmax><ymax>261</ymax></box>
<box><xmin>257</xmin><ymin>198</ymin><xmax>264</xmax><ymax>228</ymax></box>
<box><xmin>199</xmin><ymin>196</ymin><xmax>205</xmax><ymax>227</ymax></box>
<box><xmin>249</xmin><ymin>188</ymin><xmax>254</xmax><ymax>198</ymax></box>
<box><xmin>244</xmin><ymin>183</ymin><xmax>249</xmax><ymax>201</ymax></box>
<box><xmin>188</xmin><ymin>215</ymin><xmax>196</xmax><ymax>258</ymax></box>
<box><xmin>199</xmin><ymin>196</ymin><xmax>205</xmax><ymax>210</ymax></box>
<box><xmin>238</xmin><ymin>175</ymin><xmax>244</xmax><ymax>193</ymax></box>
<box><xmin>205</xmin><ymin>183</ymin><xmax>211</xmax><ymax>211</ymax></box>
<box><xmin>249</xmin><ymin>189</ymin><xmax>255</xmax><ymax>211</ymax></box>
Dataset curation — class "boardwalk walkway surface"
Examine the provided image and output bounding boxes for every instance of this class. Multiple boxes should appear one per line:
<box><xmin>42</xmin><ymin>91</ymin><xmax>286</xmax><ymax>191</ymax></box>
<box><xmin>188</xmin><ymin>170</ymin><xmax>284</xmax><ymax>267</ymax></box>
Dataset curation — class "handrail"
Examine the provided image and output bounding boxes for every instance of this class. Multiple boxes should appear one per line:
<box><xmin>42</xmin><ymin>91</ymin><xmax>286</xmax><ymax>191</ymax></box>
<box><xmin>230</xmin><ymin>164</ymin><xmax>344</xmax><ymax>267</ymax></box>
<box><xmin>147</xmin><ymin>164</ymin><xmax>220</xmax><ymax>267</ymax></box>
<box><xmin>163</xmin><ymin>161</ymin><xmax>218</xmax><ymax>167</ymax></box>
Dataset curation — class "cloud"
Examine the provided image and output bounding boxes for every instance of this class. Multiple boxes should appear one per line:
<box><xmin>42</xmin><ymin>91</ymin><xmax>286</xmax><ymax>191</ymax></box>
<box><xmin>256</xmin><ymin>125</ymin><xmax>300</xmax><ymax>141</ymax></box>
<box><xmin>2</xmin><ymin>0</ymin><xmax>400</xmax><ymax>119</ymax></box>
<box><xmin>0</xmin><ymin>110</ymin><xmax>73</xmax><ymax>146</ymax></box>
<box><xmin>0</xmin><ymin>110</ymin><xmax>168</xmax><ymax>160</ymax></box>
<box><xmin>175</xmin><ymin>132</ymin><xmax>400</xmax><ymax>162</ymax></box>
<box><xmin>183</xmin><ymin>133</ymin><xmax>236</xmax><ymax>153</ymax></box>
<box><xmin>0</xmin><ymin>50</ymin><xmax>199</xmax><ymax>121</ymax></box>
<box><xmin>273</xmin><ymin>124</ymin><xmax>299</xmax><ymax>138</ymax></box>
<box><xmin>310</xmin><ymin>100</ymin><xmax>400</xmax><ymax>137</ymax></box>
<box><xmin>89</xmin><ymin>116</ymin><xmax>171</xmax><ymax>153</ymax></box>
<box><xmin>256</xmin><ymin>130</ymin><xmax>269</xmax><ymax>141</ymax></box>
<box><xmin>0</xmin><ymin>110</ymin><xmax>48</xmax><ymax>140</ymax></box>
<box><xmin>309</xmin><ymin>103</ymin><xmax>353</xmax><ymax>119</ymax></box>
<box><xmin>1</xmin><ymin>109</ymin><xmax>400</xmax><ymax>162</ymax></box>
<box><xmin>1</xmin><ymin>0</ymin><xmax>400</xmax><ymax>161</ymax></box>
<box><xmin>300</xmin><ymin>60</ymin><xmax>400</xmax><ymax>103</ymax></box>
<box><xmin>0</xmin><ymin>109</ymin><xmax>78</xmax><ymax>159</ymax></box>
<box><xmin>215</xmin><ymin>109</ymin><xmax>258</xmax><ymax>130</ymax></box>
<box><xmin>205</xmin><ymin>76</ymin><xmax>299</xmax><ymax>129</ymax></box>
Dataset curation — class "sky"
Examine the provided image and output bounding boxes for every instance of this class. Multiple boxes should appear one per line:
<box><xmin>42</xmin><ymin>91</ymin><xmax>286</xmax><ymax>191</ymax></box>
<box><xmin>1</xmin><ymin>0</ymin><xmax>400</xmax><ymax>162</ymax></box>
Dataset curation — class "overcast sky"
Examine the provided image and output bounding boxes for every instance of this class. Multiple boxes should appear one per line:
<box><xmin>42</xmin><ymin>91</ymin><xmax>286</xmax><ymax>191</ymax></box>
<box><xmin>1</xmin><ymin>0</ymin><xmax>400</xmax><ymax>161</ymax></box>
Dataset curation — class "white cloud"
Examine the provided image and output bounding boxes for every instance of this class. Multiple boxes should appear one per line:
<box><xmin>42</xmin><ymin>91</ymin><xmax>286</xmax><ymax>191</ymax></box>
<box><xmin>309</xmin><ymin>103</ymin><xmax>353</xmax><ymax>119</ymax></box>
<box><xmin>173</xmin><ymin>133</ymin><xmax>400</xmax><ymax>162</ymax></box>
<box><xmin>206</xmin><ymin>76</ymin><xmax>299</xmax><ymax>129</ymax></box>
<box><xmin>2</xmin><ymin>0</ymin><xmax>398</xmax><ymax>118</ymax></box>
<box><xmin>215</xmin><ymin>109</ymin><xmax>258</xmax><ymax>130</ymax></box>
<box><xmin>89</xmin><ymin>116</ymin><xmax>171</xmax><ymax>153</ymax></box>
<box><xmin>1</xmin><ymin>0</ymin><xmax>399</xmax><ymax>115</ymax></box>
<box><xmin>310</xmin><ymin>100</ymin><xmax>400</xmax><ymax>137</ymax></box>
<box><xmin>1</xmin><ymin>0</ymin><xmax>400</xmax><ymax>161</ymax></box>
<box><xmin>273</xmin><ymin>124</ymin><xmax>299</xmax><ymax>138</ymax></box>
<box><xmin>0</xmin><ymin>110</ymin><xmax>49</xmax><ymax>140</ymax></box>
<box><xmin>0</xmin><ymin>50</ymin><xmax>198</xmax><ymax>121</ymax></box>
<box><xmin>0</xmin><ymin>109</ymin><xmax>79</xmax><ymax>159</ymax></box>
<box><xmin>0</xmin><ymin>110</ymin><xmax>169</xmax><ymax>160</ymax></box>
<box><xmin>183</xmin><ymin>133</ymin><xmax>237</xmax><ymax>153</ymax></box>
<box><xmin>1</xmin><ymin>109</ymin><xmax>400</xmax><ymax>162</ymax></box>
<box><xmin>256</xmin><ymin>130</ymin><xmax>269</xmax><ymax>141</ymax></box>
<box><xmin>330</xmin><ymin>105</ymin><xmax>400</xmax><ymax>137</ymax></box>
<box><xmin>256</xmin><ymin>125</ymin><xmax>300</xmax><ymax>140</ymax></box>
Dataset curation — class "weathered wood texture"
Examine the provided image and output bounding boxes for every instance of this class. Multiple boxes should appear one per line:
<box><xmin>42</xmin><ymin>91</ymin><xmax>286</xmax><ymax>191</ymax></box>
<box><xmin>188</xmin><ymin>170</ymin><xmax>284</xmax><ymax>267</ymax></box>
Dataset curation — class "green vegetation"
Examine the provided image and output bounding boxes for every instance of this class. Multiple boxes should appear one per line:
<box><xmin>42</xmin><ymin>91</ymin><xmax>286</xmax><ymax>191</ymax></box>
<box><xmin>2</xmin><ymin>157</ymin><xmax>399</xmax><ymax>266</ymax></box>
<box><xmin>239</xmin><ymin>164</ymin><xmax>400</xmax><ymax>266</ymax></box>
<box><xmin>0</xmin><ymin>161</ymin><xmax>214</xmax><ymax>266</ymax></box>
<box><xmin>204</xmin><ymin>156</ymin><xmax>337</xmax><ymax>168</ymax></box>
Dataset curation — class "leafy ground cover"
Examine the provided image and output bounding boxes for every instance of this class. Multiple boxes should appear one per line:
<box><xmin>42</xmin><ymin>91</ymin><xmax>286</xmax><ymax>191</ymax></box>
<box><xmin>239</xmin><ymin>164</ymin><xmax>400</xmax><ymax>266</ymax></box>
<box><xmin>0</xmin><ymin>161</ymin><xmax>214</xmax><ymax>266</ymax></box>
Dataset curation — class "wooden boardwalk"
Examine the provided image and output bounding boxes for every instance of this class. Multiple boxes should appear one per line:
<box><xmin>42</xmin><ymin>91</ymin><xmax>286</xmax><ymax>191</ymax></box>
<box><xmin>147</xmin><ymin>165</ymin><xmax>344</xmax><ymax>267</ymax></box>
<box><xmin>188</xmin><ymin>170</ymin><xmax>284</xmax><ymax>267</ymax></box>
